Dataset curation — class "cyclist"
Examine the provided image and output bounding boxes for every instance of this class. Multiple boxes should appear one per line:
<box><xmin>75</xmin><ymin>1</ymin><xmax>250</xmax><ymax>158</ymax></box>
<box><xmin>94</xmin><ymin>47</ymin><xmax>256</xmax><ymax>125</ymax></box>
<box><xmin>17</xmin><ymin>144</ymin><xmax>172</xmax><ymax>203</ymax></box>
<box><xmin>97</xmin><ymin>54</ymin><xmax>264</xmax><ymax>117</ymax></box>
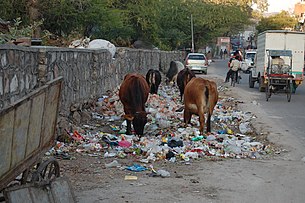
<box><xmin>225</xmin><ymin>50</ymin><xmax>242</xmax><ymax>82</ymax></box>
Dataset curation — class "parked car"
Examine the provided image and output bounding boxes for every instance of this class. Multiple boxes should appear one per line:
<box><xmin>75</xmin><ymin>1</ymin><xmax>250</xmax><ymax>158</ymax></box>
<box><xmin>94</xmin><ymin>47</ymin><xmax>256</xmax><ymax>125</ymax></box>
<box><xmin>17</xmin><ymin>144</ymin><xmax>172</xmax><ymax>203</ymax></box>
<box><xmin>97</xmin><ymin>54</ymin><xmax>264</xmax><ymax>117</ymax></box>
<box><xmin>185</xmin><ymin>53</ymin><xmax>208</xmax><ymax>74</ymax></box>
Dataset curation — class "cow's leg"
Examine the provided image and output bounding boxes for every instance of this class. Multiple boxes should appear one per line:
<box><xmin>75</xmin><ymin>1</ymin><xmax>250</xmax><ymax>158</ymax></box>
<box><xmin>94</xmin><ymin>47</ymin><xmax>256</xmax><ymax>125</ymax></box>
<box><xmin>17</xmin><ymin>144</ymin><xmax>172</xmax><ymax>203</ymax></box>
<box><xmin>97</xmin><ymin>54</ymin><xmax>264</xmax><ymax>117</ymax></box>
<box><xmin>126</xmin><ymin>120</ymin><xmax>132</xmax><ymax>135</ymax></box>
<box><xmin>184</xmin><ymin>109</ymin><xmax>192</xmax><ymax>125</ymax></box>
<box><xmin>206</xmin><ymin>113</ymin><xmax>211</xmax><ymax>132</ymax></box>
<box><xmin>198</xmin><ymin>110</ymin><xmax>205</xmax><ymax>135</ymax></box>
<box><xmin>152</xmin><ymin>84</ymin><xmax>156</xmax><ymax>94</ymax></box>
<box><xmin>179</xmin><ymin>87</ymin><xmax>184</xmax><ymax>102</ymax></box>
<box><xmin>172</xmin><ymin>75</ymin><xmax>178</xmax><ymax>86</ymax></box>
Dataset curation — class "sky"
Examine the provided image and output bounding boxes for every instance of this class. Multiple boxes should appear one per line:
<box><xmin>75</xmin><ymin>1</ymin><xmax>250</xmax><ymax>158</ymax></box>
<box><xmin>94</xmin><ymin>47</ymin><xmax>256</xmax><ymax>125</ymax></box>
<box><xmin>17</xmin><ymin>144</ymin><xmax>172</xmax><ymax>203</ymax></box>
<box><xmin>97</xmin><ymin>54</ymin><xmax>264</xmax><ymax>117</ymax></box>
<box><xmin>267</xmin><ymin>0</ymin><xmax>300</xmax><ymax>13</ymax></box>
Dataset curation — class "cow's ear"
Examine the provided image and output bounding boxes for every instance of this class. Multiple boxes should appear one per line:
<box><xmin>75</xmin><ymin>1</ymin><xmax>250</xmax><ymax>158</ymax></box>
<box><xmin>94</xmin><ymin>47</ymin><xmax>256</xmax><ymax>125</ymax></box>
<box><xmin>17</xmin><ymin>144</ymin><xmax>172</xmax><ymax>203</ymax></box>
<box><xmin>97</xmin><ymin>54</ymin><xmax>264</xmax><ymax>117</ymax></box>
<box><xmin>124</xmin><ymin>114</ymin><xmax>134</xmax><ymax>121</ymax></box>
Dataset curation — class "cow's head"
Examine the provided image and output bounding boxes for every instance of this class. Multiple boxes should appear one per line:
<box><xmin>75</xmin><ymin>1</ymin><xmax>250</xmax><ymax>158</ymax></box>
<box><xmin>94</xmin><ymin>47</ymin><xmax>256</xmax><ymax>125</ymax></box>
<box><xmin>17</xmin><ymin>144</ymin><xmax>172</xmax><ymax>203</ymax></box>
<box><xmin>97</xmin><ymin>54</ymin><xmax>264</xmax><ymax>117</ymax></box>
<box><xmin>124</xmin><ymin>111</ymin><xmax>148</xmax><ymax>135</ymax></box>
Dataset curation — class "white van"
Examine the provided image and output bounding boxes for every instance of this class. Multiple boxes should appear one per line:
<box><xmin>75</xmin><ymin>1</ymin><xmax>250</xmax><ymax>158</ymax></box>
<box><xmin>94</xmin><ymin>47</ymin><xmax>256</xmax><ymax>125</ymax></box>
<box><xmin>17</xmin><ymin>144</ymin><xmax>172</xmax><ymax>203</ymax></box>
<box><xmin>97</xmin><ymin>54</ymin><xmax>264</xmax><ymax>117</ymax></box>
<box><xmin>241</xmin><ymin>50</ymin><xmax>256</xmax><ymax>73</ymax></box>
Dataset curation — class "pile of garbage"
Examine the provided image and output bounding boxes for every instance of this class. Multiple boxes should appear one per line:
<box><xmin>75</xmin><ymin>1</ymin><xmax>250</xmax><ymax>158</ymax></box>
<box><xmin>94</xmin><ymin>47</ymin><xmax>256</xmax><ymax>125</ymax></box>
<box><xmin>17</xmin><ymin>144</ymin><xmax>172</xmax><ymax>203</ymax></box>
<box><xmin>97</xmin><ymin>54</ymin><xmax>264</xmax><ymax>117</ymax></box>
<box><xmin>49</xmin><ymin>84</ymin><xmax>273</xmax><ymax>164</ymax></box>
<box><xmin>69</xmin><ymin>38</ymin><xmax>116</xmax><ymax>58</ymax></box>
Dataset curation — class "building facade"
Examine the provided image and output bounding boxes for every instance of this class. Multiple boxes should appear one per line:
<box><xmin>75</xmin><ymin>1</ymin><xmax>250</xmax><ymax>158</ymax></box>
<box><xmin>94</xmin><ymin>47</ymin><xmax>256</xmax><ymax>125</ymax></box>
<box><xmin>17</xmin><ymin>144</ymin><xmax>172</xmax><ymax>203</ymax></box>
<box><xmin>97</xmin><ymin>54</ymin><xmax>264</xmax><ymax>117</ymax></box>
<box><xmin>294</xmin><ymin>0</ymin><xmax>305</xmax><ymax>27</ymax></box>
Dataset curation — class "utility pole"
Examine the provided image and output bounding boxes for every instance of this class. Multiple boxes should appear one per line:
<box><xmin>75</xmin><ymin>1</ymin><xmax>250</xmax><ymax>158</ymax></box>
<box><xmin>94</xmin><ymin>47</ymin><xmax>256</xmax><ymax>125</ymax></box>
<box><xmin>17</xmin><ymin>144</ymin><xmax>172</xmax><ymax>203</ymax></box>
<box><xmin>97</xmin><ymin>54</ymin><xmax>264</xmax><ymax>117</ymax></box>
<box><xmin>191</xmin><ymin>14</ymin><xmax>194</xmax><ymax>53</ymax></box>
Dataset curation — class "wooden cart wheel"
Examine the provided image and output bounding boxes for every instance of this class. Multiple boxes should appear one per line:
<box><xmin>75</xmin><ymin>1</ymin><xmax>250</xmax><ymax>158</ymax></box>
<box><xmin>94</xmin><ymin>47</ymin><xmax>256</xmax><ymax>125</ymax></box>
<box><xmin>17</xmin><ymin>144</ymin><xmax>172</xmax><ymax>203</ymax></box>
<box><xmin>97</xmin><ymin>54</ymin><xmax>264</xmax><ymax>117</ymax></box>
<box><xmin>287</xmin><ymin>81</ymin><xmax>292</xmax><ymax>102</ymax></box>
<box><xmin>20</xmin><ymin>169</ymin><xmax>31</xmax><ymax>184</ymax></box>
<box><xmin>20</xmin><ymin>162</ymin><xmax>42</xmax><ymax>184</ymax></box>
<box><xmin>31</xmin><ymin>157</ymin><xmax>60</xmax><ymax>182</ymax></box>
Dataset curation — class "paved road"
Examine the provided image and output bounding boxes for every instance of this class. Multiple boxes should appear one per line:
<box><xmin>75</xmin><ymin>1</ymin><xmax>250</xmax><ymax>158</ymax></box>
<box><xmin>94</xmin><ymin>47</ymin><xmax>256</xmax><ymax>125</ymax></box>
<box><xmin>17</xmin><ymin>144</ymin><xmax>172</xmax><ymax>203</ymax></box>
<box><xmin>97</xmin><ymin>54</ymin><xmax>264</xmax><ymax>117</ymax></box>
<box><xmin>77</xmin><ymin>60</ymin><xmax>305</xmax><ymax>203</ymax></box>
<box><xmin>209</xmin><ymin>59</ymin><xmax>305</xmax><ymax>159</ymax></box>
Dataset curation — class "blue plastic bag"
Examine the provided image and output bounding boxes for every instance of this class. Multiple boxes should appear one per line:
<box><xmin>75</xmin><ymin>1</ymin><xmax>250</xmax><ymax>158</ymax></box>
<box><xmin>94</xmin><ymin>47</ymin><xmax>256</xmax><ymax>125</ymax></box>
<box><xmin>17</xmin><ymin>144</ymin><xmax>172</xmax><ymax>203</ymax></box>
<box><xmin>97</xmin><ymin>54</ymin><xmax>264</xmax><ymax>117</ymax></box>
<box><xmin>126</xmin><ymin>164</ymin><xmax>147</xmax><ymax>172</ymax></box>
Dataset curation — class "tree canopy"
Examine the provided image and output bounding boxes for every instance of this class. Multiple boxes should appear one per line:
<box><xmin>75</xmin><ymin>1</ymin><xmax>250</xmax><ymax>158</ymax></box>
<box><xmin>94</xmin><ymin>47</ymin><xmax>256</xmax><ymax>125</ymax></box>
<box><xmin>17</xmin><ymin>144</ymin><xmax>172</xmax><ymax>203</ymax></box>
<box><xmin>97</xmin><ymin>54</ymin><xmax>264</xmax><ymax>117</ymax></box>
<box><xmin>256</xmin><ymin>11</ymin><xmax>298</xmax><ymax>34</ymax></box>
<box><xmin>0</xmin><ymin>0</ymin><xmax>257</xmax><ymax>50</ymax></box>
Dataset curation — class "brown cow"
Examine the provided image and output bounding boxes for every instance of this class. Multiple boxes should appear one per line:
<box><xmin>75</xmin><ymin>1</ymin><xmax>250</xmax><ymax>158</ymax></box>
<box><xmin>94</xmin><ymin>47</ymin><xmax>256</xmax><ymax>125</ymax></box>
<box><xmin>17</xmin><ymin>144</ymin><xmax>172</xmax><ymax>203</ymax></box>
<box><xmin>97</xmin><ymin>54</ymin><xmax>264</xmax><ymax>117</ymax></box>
<box><xmin>119</xmin><ymin>73</ymin><xmax>150</xmax><ymax>135</ymax></box>
<box><xmin>177</xmin><ymin>68</ymin><xmax>196</xmax><ymax>101</ymax></box>
<box><xmin>183</xmin><ymin>77</ymin><xmax>218</xmax><ymax>134</ymax></box>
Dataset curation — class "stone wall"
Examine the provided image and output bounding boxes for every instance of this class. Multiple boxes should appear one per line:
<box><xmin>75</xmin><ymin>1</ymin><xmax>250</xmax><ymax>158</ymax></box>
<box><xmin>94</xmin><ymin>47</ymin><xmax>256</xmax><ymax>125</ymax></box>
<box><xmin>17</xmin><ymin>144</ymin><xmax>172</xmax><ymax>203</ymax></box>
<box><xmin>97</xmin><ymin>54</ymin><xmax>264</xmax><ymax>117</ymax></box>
<box><xmin>0</xmin><ymin>45</ymin><xmax>184</xmax><ymax>114</ymax></box>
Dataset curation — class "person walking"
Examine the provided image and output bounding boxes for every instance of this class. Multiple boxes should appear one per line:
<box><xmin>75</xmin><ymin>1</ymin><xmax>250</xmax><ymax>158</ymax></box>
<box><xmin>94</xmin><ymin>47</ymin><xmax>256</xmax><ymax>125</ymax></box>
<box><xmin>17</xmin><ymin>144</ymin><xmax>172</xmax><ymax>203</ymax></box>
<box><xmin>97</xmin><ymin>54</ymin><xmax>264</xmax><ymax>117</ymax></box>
<box><xmin>224</xmin><ymin>49</ymin><xmax>228</xmax><ymax>59</ymax></box>
<box><xmin>206</xmin><ymin>51</ymin><xmax>212</xmax><ymax>60</ymax></box>
<box><xmin>220</xmin><ymin>49</ymin><xmax>223</xmax><ymax>59</ymax></box>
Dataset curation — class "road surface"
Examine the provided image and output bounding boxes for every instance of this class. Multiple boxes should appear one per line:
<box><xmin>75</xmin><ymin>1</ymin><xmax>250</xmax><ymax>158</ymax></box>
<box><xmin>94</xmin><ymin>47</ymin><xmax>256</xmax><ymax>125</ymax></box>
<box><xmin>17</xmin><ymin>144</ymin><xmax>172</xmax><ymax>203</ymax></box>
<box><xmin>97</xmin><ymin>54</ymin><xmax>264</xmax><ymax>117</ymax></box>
<box><xmin>209</xmin><ymin>59</ymin><xmax>305</xmax><ymax>160</ymax></box>
<box><xmin>76</xmin><ymin>60</ymin><xmax>305</xmax><ymax>203</ymax></box>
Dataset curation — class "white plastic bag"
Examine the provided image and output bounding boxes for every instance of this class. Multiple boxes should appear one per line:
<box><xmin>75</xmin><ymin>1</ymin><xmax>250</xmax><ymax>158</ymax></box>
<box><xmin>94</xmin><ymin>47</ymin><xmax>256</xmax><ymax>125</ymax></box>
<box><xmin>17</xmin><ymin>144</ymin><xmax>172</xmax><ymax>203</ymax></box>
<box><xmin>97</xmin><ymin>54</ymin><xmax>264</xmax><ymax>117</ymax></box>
<box><xmin>88</xmin><ymin>39</ymin><xmax>116</xmax><ymax>58</ymax></box>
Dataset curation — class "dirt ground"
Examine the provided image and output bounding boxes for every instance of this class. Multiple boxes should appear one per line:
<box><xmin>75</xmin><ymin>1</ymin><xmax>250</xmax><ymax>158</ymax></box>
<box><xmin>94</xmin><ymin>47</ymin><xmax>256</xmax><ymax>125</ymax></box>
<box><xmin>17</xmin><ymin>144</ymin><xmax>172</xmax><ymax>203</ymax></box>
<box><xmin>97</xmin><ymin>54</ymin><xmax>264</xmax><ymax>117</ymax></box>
<box><xmin>54</xmin><ymin>73</ymin><xmax>301</xmax><ymax>203</ymax></box>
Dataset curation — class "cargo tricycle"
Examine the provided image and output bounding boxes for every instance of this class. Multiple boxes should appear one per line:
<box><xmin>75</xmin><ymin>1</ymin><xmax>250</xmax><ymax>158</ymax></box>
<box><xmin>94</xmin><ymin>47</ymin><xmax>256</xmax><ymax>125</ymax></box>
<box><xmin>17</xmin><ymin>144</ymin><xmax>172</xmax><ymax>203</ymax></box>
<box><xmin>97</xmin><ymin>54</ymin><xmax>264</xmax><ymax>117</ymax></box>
<box><xmin>265</xmin><ymin>50</ymin><xmax>293</xmax><ymax>102</ymax></box>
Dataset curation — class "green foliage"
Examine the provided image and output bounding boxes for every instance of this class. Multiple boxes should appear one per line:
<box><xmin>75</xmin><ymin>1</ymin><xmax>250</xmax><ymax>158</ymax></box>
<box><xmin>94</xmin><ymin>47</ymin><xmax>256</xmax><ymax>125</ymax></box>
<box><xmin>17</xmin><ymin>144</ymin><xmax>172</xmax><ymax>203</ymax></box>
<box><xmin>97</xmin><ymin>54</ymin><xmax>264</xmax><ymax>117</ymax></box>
<box><xmin>6</xmin><ymin>18</ymin><xmax>32</xmax><ymax>38</ymax></box>
<box><xmin>38</xmin><ymin>0</ymin><xmax>84</xmax><ymax>36</ymax></box>
<box><xmin>1</xmin><ymin>0</ymin><xmax>255</xmax><ymax>50</ymax></box>
<box><xmin>0</xmin><ymin>0</ymin><xmax>29</xmax><ymax>24</ymax></box>
<box><xmin>205</xmin><ymin>0</ymin><xmax>268</xmax><ymax>13</ymax></box>
<box><xmin>256</xmin><ymin>11</ymin><xmax>298</xmax><ymax>34</ymax></box>
<box><xmin>110</xmin><ymin>0</ymin><xmax>162</xmax><ymax>43</ymax></box>
<box><xmin>252</xmin><ymin>0</ymin><xmax>268</xmax><ymax>13</ymax></box>
<box><xmin>157</xmin><ymin>0</ymin><xmax>190</xmax><ymax>50</ymax></box>
<box><xmin>0</xmin><ymin>17</ymin><xmax>50</xmax><ymax>44</ymax></box>
<box><xmin>182</xmin><ymin>1</ymin><xmax>251</xmax><ymax>49</ymax></box>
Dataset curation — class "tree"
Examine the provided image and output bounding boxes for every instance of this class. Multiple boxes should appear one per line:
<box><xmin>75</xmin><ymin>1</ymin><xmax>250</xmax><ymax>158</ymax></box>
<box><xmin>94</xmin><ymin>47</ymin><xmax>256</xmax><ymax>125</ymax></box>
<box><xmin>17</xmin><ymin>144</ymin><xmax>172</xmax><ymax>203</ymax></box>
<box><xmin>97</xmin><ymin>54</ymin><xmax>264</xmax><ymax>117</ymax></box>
<box><xmin>37</xmin><ymin>0</ymin><xmax>83</xmax><ymax>36</ymax></box>
<box><xmin>256</xmin><ymin>11</ymin><xmax>298</xmax><ymax>33</ymax></box>
<box><xmin>182</xmin><ymin>1</ymin><xmax>251</xmax><ymax>49</ymax></box>
<box><xmin>81</xmin><ymin>0</ymin><xmax>131</xmax><ymax>41</ymax></box>
<box><xmin>205</xmin><ymin>0</ymin><xmax>268</xmax><ymax>13</ymax></box>
<box><xmin>27</xmin><ymin>0</ymin><xmax>41</xmax><ymax>38</ymax></box>
<box><xmin>0</xmin><ymin>0</ymin><xmax>29</xmax><ymax>23</ymax></box>
<box><xmin>1</xmin><ymin>0</ymin><xmax>255</xmax><ymax>50</ymax></box>
<box><xmin>157</xmin><ymin>0</ymin><xmax>190</xmax><ymax>50</ymax></box>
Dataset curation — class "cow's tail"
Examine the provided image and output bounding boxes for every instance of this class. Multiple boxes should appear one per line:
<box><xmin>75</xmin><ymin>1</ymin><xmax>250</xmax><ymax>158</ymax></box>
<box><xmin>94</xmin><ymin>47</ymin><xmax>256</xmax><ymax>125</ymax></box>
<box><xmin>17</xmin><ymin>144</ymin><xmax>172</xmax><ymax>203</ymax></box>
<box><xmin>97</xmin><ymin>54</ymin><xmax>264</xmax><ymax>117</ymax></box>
<box><xmin>149</xmin><ymin>72</ymin><xmax>156</xmax><ymax>93</ymax></box>
<box><xmin>205</xmin><ymin>85</ymin><xmax>212</xmax><ymax>132</ymax></box>
<box><xmin>205</xmin><ymin>85</ymin><xmax>209</xmax><ymax>105</ymax></box>
<box><xmin>151</xmin><ymin>72</ymin><xmax>156</xmax><ymax>85</ymax></box>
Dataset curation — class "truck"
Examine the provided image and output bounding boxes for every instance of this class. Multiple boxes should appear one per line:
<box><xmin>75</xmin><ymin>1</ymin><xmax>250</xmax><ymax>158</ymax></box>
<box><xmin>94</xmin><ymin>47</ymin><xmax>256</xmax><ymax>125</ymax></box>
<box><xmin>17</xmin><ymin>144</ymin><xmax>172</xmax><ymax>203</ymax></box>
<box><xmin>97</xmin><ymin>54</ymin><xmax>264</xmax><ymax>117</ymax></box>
<box><xmin>249</xmin><ymin>30</ymin><xmax>305</xmax><ymax>92</ymax></box>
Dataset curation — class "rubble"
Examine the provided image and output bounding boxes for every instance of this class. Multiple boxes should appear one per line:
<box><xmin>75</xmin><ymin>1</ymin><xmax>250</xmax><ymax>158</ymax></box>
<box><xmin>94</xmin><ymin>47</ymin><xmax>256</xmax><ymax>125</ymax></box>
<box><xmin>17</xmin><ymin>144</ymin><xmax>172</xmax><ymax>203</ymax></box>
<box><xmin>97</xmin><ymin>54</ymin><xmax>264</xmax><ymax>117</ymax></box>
<box><xmin>50</xmin><ymin>82</ymin><xmax>276</xmax><ymax>169</ymax></box>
